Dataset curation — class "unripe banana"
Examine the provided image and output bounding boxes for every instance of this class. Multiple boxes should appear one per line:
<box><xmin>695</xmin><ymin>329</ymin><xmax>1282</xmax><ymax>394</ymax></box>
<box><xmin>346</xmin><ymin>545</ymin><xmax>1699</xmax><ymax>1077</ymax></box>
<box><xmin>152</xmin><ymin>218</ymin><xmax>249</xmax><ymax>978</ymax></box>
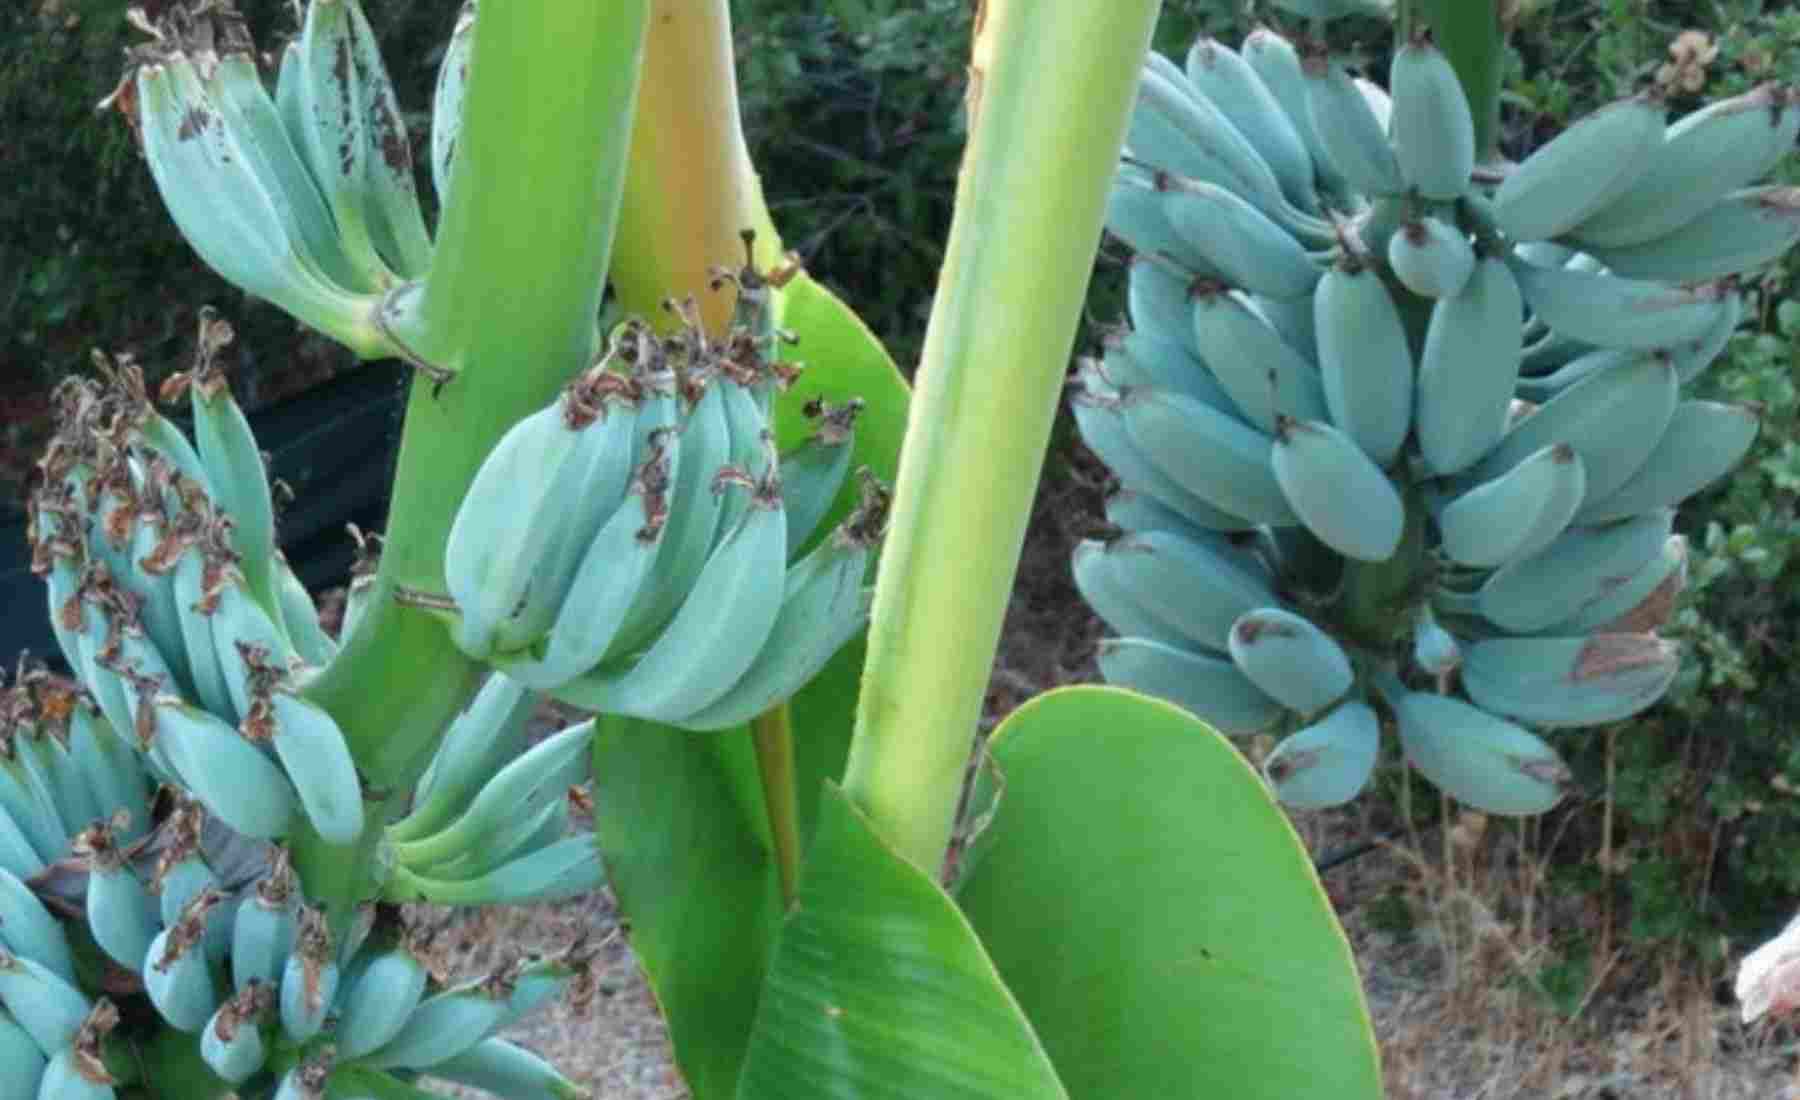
<box><xmin>0</xmin><ymin>867</ymin><xmax>75</xmax><ymax>986</ymax></box>
<box><xmin>1099</xmin><ymin>330</ymin><xmax>1244</xmax><ymax>418</ymax></box>
<box><xmin>1314</xmin><ymin>259</ymin><xmax>1412</xmax><ymax>466</ymax></box>
<box><xmin>1671</xmin><ymin>287</ymin><xmax>1742</xmax><ymax>385</ymax></box>
<box><xmin>1468</xmin><ymin>353</ymin><xmax>1676</xmax><ymax>508</ymax></box>
<box><xmin>1388</xmin><ymin>32</ymin><xmax>1476</xmax><ymax>201</ymax></box>
<box><xmin>1570</xmin><ymin>83</ymin><xmax>1800</xmax><ymax>249</ymax></box>
<box><xmin>1514</xmin><ymin>347</ymin><xmax>1636</xmax><ymax>402</ymax></box>
<box><xmin>1241</xmin><ymin>27</ymin><xmax>1353</xmax><ymax>204</ymax></box>
<box><xmin>275</xmin><ymin>555</ymin><xmax>336</xmax><ymax>668</ymax></box>
<box><xmin>0</xmin><ymin>946</ymin><xmax>91</xmax><ymax>1054</ymax></box>
<box><xmin>1461</xmin><ymin>633</ymin><xmax>1680</xmax><ymax>728</ymax></box>
<box><xmin>1412</xmin><ymin>605</ymin><xmax>1461</xmax><ymax>677</ymax></box>
<box><xmin>431</xmin><ymin>2</ymin><xmax>476</xmax><ymax>207</ymax></box>
<box><xmin>1121</xmin><ymin>389</ymin><xmax>1298</xmax><ymax>526</ymax></box>
<box><xmin>387</xmin><ymin>832</ymin><xmax>605</xmax><ymax>907</ymax></box>
<box><xmin>1248</xmin><ymin>292</ymin><xmax>1318</xmax><ymax>367</ymax></box>
<box><xmin>1583</xmin><ymin>186</ymin><xmax>1800</xmax><ymax>284</ymax></box>
<box><xmin>1476</xmin><ymin>508</ymin><xmax>1674</xmax><ymax>634</ymax></box>
<box><xmin>358</xmin><ymin>977</ymin><xmax>514</xmax><ymax>1070</ymax></box>
<box><xmin>262</xmin><ymin>691</ymin><xmax>365</xmax><ymax>846</ymax></box>
<box><xmin>1074</xmin><ymin>540</ymin><xmax>1198</xmax><ymax>649</ymax></box>
<box><xmin>277</xmin><ymin>906</ymin><xmax>336</xmax><ymax>1043</ymax></box>
<box><xmin>1131</xmin><ymin>65</ymin><xmax>1303</xmax><ymax>230</ymax></box>
<box><xmin>392</xmin><ymin>673</ymin><xmax>534</xmax><ymax>845</ymax></box>
<box><xmin>0</xmin><ymin>1008</ymin><xmax>45</xmax><ymax>1095</ymax></box>
<box><xmin>1126</xmin><ymin>256</ymin><xmax>1203</xmax><ymax>356</ymax></box>
<box><xmin>37</xmin><ymin>1037</ymin><xmax>118</xmax><ymax>1100</ymax></box>
<box><xmin>1387</xmin><ymin>216</ymin><xmax>1476</xmax><ymax>299</ymax></box>
<box><xmin>1392</xmin><ymin>692</ymin><xmax>1569</xmax><ymax>815</ymax></box>
<box><xmin>1272</xmin><ymin>417</ymin><xmax>1405</xmax><ymax>563</ymax></box>
<box><xmin>199</xmin><ymin>982</ymin><xmax>271</xmax><ymax>1085</ymax></box>
<box><xmin>1226</xmin><ymin>606</ymin><xmax>1354</xmax><ymax>717</ymax></box>
<box><xmin>1301</xmin><ymin>52</ymin><xmax>1404</xmax><ymax>197</ymax></box>
<box><xmin>1574</xmin><ymin>400</ymin><xmax>1759</xmax><ymax>525</ymax></box>
<box><xmin>231</xmin><ymin>855</ymin><xmax>301</xmax><ymax>994</ymax></box>
<box><xmin>780</xmin><ymin>399</ymin><xmax>861</xmax><ymax>555</ymax></box>
<box><xmin>1069</xmin><ymin>389</ymin><xmax>1256</xmax><ymax>533</ymax></box>
<box><xmin>1545</xmin><ymin>533</ymin><xmax>1687</xmax><ymax>636</ymax></box>
<box><xmin>1415</xmin><ymin>256</ymin><xmax>1523</xmax><ymax>476</ymax></box>
<box><xmin>1189</xmin><ymin>288</ymin><xmax>1328</xmax><ymax>433</ymax></box>
<box><xmin>1263</xmin><ymin>701</ymin><xmax>1381</xmax><ymax>810</ymax></box>
<box><xmin>1492</xmin><ymin>92</ymin><xmax>1665</xmax><ymax>242</ymax></box>
<box><xmin>1184</xmin><ymin>38</ymin><xmax>1318</xmax><ymax>212</ymax></box>
<box><xmin>142</xmin><ymin>891</ymin><xmax>221</xmax><ymax>1032</ymax></box>
<box><xmin>1095</xmin><ymin>636</ymin><xmax>1284</xmax><ymax>735</ymax></box>
<box><xmin>1159</xmin><ymin>176</ymin><xmax>1322</xmax><ymax>299</ymax></box>
<box><xmin>1512</xmin><ymin>259</ymin><xmax>1730</xmax><ymax>351</ymax></box>
<box><xmin>429</xmin><ymin>1037</ymin><xmax>587</xmax><ymax>1100</ymax></box>
<box><xmin>1436</xmin><ymin>444</ymin><xmax>1586</xmax><ymax>569</ymax></box>
<box><xmin>74</xmin><ymin>821</ymin><xmax>159</xmax><ymax>973</ymax></box>
<box><xmin>1106</xmin><ymin>167</ymin><xmax>1192</xmax><ymax>265</ymax></box>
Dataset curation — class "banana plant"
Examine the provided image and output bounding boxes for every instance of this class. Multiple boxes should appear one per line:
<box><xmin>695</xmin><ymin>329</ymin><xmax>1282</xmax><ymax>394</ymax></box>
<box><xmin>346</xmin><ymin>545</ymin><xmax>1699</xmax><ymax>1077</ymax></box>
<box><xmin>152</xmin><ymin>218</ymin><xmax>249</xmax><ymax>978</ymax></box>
<box><xmin>11</xmin><ymin>0</ymin><xmax>1386</xmax><ymax>1097</ymax></box>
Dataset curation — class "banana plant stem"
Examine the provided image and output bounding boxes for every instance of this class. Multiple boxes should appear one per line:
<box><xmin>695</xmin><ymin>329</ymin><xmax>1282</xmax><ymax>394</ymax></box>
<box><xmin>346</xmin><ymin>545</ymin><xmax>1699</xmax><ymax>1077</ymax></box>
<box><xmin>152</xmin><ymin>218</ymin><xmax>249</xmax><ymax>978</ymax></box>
<box><xmin>751</xmin><ymin>705</ymin><xmax>801</xmax><ymax>908</ymax></box>
<box><xmin>297</xmin><ymin>0</ymin><xmax>651</xmax><ymax>931</ymax></box>
<box><xmin>839</xmin><ymin>0</ymin><xmax>1162</xmax><ymax>874</ymax></box>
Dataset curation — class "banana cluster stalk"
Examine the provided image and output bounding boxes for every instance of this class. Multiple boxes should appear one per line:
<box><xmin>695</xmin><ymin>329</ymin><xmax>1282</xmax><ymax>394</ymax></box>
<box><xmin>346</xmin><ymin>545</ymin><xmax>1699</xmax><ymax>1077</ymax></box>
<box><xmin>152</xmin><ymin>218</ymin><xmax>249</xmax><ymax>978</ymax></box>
<box><xmin>99</xmin><ymin>0</ymin><xmax>437</xmax><ymax>361</ymax></box>
<box><xmin>1076</xmin><ymin>21</ymin><xmax>1789</xmax><ymax>817</ymax></box>
<box><xmin>442</xmin><ymin>241</ymin><xmax>891</xmax><ymax>731</ymax></box>
<box><xmin>26</xmin><ymin>313</ymin><xmax>365</xmax><ymax>848</ymax></box>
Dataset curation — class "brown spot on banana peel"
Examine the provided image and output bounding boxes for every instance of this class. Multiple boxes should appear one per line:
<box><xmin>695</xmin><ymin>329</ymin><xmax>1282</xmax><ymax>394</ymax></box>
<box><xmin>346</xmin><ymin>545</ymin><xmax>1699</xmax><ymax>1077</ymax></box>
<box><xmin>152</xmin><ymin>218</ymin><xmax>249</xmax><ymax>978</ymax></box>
<box><xmin>1571</xmin><ymin>632</ymin><xmax>1678</xmax><ymax>681</ymax></box>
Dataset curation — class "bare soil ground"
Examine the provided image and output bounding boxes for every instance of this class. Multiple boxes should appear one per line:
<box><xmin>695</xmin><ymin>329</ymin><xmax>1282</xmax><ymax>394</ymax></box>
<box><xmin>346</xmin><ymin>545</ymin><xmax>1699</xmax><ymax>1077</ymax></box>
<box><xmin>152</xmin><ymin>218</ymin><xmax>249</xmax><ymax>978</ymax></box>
<box><xmin>380</xmin><ymin>434</ymin><xmax>1800</xmax><ymax>1099</ymax></box>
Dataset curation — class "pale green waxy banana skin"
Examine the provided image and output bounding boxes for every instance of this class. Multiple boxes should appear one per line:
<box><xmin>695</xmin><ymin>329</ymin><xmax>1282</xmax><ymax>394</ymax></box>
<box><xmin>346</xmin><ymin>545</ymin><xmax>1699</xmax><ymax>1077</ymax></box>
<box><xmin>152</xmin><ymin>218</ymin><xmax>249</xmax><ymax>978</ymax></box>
<box><xmin>0</xmin><ymin>947</ymin><xmax>92</xmax><ymax>1053</ymax></box>
<box><xmin>0</xmin><ymin>812</ymin><xmax>43</xmax><ymax>881</ymax></box>
<box><xmin>1271</xmin><ymin>417</ymin><xmax>1404</xmax><ymax>563</ymax></box>
<box><xmin>1160</xmin><ymin>176</ymin><xmax>1321</xmax><ymax>300</ymax></box>
<box><xmin>359</xmin><ymin>982</ymin><xmax>513</xmax><ymax>1069</ymax></box>
<box><xmin>189</xmin><ymin>359</ymin><xmax>286</xmax><ymax>631</ymax></box>
<box><xmin>394</xmin><ymin>721</ymin><xmax>596</xmax><ymax>869</ymax></box>
<box><xmin>1122</xmin><ymin>388</ymin><xmax>1297</xmax><ymax>525</ymax></box>
<box><xmin>0</xmin><ymin>869</ymin><xmax>74</xmax><ymax>986</ymax></box>
<box><xmin>1461</xmin><ymin>633</ymin><xmax>1680</xmax><ymax>728</ymax></box>
<box><xmin>343</xmin><ymin>0</ymin><xmax>434</xmax><ymax>278</ymax></box>
<box><xmin>37</xmin><ymin>1045</ymin><xmax>115</xmax><ymax>1100</ymax></box>
<box><xmin>1128</xmin><ymin>254</ymin><xmax>1202</xmax><ymax>339</ymax></box>
<box><xmin>1096</xmin><ymin>530</ymin><xmax>1276</xmax><ymax>654</ymax></box>
<box><xmin>1387</xmin><ymin>216</ymin><xmax>1475</xmax><ymax>299</ymax></box>
<box><xmin>394</xmin><ymin>672</ymin><xmax>535</xmax><ymax>845</ymax></box>
<box><xmin>428</xmin><ymin>794</ymin><xmax>569</xmax><ymax>880</ymax></box>
<box><xmin>1264</xmin><ymin>701</ymin><xmax>1381</xmax><ymax>810</ymax></box>
<box><xmin>205</xmin><ymin>44</ymin><xmax>370</xmax><ymax>295</ymax></box>
<box><xmin>151</xmin><ymin>699</ymin><xmax>299</xmax><ymax>840</ymax></box>
<box><xmin>1105</xmin><ymin>489</ymin><xmax>1234</xmax><ymax>549</ymax></box>
<box><xmin>496</xmin><ymin>479</ymin><xmax>664</xmax><ymax>691</ymax></box>
<box><xmin>172</xmin><ymin>541</ymin><xmax>236</xmax><ymax>721</ymax></box>
<box><xmin>1492</xmin><ymin>92</ymin><xmax>1665</xmax><ymax>242</ymax></box>
<box><xmin>294</xmin><ymin>0</ymin><xmax>395</xmax><ymax>288</ymax></box>
<box><xmin>332</xmin><ymin>948</ymin><xmax>431</xmax><ymax>1059</ymax></box>
<box><xmin>1099</xmin><ymin>328</ymin><xmax>1243</xmax><ymax>419</ymax></box>
<box><xmin>1314</xmin><ymin>262</ymin><xmax>1412</xmax><ymax>466</ymax></box>
<box><xmin>1415</xmin><ymin>257</ymin><xmax>1523</xmax><ymax>477</ymax></box>
<box><xmin>275</xmin><ymin>557</ymin><xmax>337</xmax><ymax>667</ymax></box>
<box><xmin>200</xmin><ymin>996</ymin><xmax>269</xmax><ymax>1085</ymax></box>
<box><xmin>556</xmin><ymin>468</ymin><xmax>790</xmax><ymax>722</ymax></box>
<box><xmin>1109</xmin><ymin>166</ymin><xmax>1221</xmax><ymax>276</ymax></box>
<box><xmin>678</xmin><ymin>535</ymin><xmax>873</xmax><ymax>733</ymax></box>
<box><xmin>0</xmin><ymin>1008</ymin><xmax>46</xmax><ymax>1095</ymax></box>
<box><xmin>429</xmin><ymin>1036</ymin><xmax>588</xmax><ymax>1100</ymax></box>
<box><xmin>431</xmin><ymin>2</ymin><xmax>477</xmax><ymax>207</ymax></box>
<box><xmin>1183</xmin><ymin>38</ymin><xmax>1318</xmax><ymax>212</ymax></box>
<box><xmin>1570</xmin><ymin>83</ymin><xmax>1800</xmax><ymax>249</ymax></box>
<box><xmin>1388</xmin><ymin>36</ymin><xmax>1475</xmax><ymax>201</ymax></box>
<box><xmin>231</xmin><ymin>881</ymin><xmax>300</xmax><ymax>994</ymax></box>
<box><xmin>1302</xmin><ymin>55</ymin><xmax>1403</xmax><ymax>198</ymax></box>
<box><xmin>1546</xmin><ymin>534</ymin><xmax>1686</xmax><ymax>636</ymax></box>
<box><xmin>1394</xmin><ymin>692</ymin><xmax>1569</xmax><ymax>815</ymax></box>
<box><xmin>1574</xmin><ymin>400</ymin><xmax>1759</xmax><ymax>524</ymax></box>
<box><xmin>1075</xmin><ymin>377</ymin><xmax>1254</xmax><ymax>523</ymax></box>
<box><xmin>1227</xmin><ymin>606</ymin><xmax>1354</xmax><ymax>717</ymax></box>
<box><xmin>210</xmin><ymin>576</ymin><xmax>297</xmax><ymax>722</ymax></box>
<box><xmin>1189</xmin><ymin>289</ymin><xmax>1328</xmax><ymax>433</ymax></box>
<box><xmin>1096</xmin><ymin>636</ymin><xmax>1284</xmax><ymax>735</ymax></box>
<box><xmin>267</xmin><ymin>692</ymin><xmax>365</xmax><ymax>845</ymax></box>
<box><xmin>143</xmin><ymin>927</ymin><xmax>217</xmax><ymax>1032</ymax></box>
<box><xmin>1671</xmin><ymin>289</ymin><xmax>1742</xmax><ymax>385</ymax></box>
<box><xmin>278</xmin><ymin>948</ymin><xmax>338</xmax><ymax>1043</ymax></box>
<box><xmin>1249</xmin><ymin>291</ymin><xmax>1319</xmax><ymax>367</ymax></box>
<box><xmin>1437</xmin><ymin>444</ymin><xmax>1586</xmax><ymax>569</ymax></box>
<box><xmin>779</xmin><ymin>413</ymin><xmax>859</xmax><ymax>554</ymax></box>
<box><xmin>1468</xmin><ymin>354</ymin><xmax>1677</xmax><ymax>508</ymax></box>
<box><xmin>1476</xmin><ymin>509</ymin><xmax>1675</xmax><ymax>634</ymax></box>
<box><xmin>1073</xmin><ymin>540</ymin><xmax>1202</xmax><ymax>651</ymax></box>
<box><xmin>1241</xmin><ymin>27</ymin><xmax>1353</xmax><ymax>204</ymax></box>
<box><xmin>392</xmin><ymin>833</ymin><xmax>605</xmax><ymax>907</ymax></box>
<box><xmin>1514</xmin><ymin>347</ymin><xmax>1636</xmax><ymax>402</ymax></box>
<box><xmin>1412</xmin><ymin>606</ymin><xmax>1461</xmax><ymax>676</ymax></box>
<box><xmin>1583</xmin><ymin>185</ymin><xmax>1800</xmax><ymax>284</ymax></box>
<box><xmin>84</xmin><ymin>860</ymin><xmax>160</xmax><ymax>972</ymax></box>
<box><xmin>1131</xmin><ymin>64</ymin><xmax>1297</xmax><ymax>226</ymax></box>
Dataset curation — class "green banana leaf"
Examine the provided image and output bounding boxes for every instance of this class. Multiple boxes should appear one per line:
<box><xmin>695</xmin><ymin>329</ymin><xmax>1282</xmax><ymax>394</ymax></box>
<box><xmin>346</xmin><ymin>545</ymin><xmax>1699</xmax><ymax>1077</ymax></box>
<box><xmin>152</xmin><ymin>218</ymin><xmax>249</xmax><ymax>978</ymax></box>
<box><xmin>591</xmin><ymin>272</ymin><xmax>909</xmax><ymax>1098</ymax></box>
<box><xmin>734</xmin><ymin>783</ymin><xmax>1069</xmax><ymax>1099</ymax></box>
<box><xmin>954</xmin><ymin>685</ymin><xmax>1383</xmax><ymax>1100</ymax></box>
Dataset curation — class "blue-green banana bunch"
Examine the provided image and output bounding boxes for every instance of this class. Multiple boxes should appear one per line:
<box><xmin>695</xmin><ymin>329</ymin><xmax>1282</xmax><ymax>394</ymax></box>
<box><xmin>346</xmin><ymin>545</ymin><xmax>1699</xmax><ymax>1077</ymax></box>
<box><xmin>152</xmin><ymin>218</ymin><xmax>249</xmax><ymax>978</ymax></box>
<box><xmin>26</xmin><ymin>313</ymin><xmax>362</xmax><ymax>848</ymax></box>
<box><xmin>1077</xmin><ymin>20</ymin><xmax>1790</xmax><ymax>817</ymax></box>
<box><xmin>101</xmin><ymin>0</ymin><xmax>438</xmax><ymax>361</ymax></box>
<box><xmin>442</xmin><ymin>247</ymin><xmax>890</xmax><ymax>732</ymax></box>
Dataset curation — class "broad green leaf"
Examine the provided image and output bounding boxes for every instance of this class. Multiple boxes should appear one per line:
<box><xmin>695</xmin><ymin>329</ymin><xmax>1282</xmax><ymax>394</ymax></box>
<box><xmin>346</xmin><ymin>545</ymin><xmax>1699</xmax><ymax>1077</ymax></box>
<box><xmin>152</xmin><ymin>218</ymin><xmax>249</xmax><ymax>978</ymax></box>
<box><xmin>955</xmin><ymin>685</ymin><xmax>1383</xmax><ymax>1100</ymax></box>
<box><xmin>735</xmin><ymin>783</ymin><xmax>1069</xmax><ymax>1100</ymax></box>
<box><xmin>591</xmin><ymin>269</ymin><xmax>908</xmax><ymax>1098</ymax></box>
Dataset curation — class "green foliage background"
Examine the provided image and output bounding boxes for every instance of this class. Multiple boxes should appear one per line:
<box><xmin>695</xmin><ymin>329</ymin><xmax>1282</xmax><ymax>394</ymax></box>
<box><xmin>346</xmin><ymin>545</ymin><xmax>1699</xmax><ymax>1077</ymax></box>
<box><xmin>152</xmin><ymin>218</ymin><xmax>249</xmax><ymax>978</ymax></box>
<box><xmin>7</xmin><ymin>0</ymin><xmax>1800</xmax><ymax>971</ymax></box>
